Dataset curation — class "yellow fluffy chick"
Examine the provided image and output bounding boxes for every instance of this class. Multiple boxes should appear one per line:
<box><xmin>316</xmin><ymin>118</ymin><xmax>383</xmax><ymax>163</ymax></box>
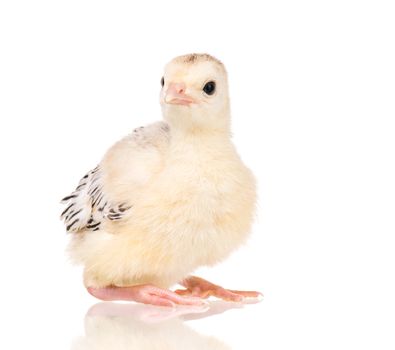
<box><xmin>61</xmin><ymin>53</ymin><xmax>261</xmax><ymax>307</ymax></box>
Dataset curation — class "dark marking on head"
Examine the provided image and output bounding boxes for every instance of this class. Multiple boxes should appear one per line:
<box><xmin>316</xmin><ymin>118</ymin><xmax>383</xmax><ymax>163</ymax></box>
<box><xmin>185</xmin><ymin>54</ymin><xmax>198</xmax><ymax>63</ymax></box>
<box><xmin>174</xmin><ymin>53</ymin><xmax>225</xmax><ymax>69</ymax></box>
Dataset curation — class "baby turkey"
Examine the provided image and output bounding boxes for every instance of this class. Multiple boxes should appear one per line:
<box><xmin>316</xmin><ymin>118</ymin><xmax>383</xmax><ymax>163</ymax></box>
<box><xmin>61</xmin><ymin>53</ymin><xmax>261</xmax><ymax>307</ymax></box>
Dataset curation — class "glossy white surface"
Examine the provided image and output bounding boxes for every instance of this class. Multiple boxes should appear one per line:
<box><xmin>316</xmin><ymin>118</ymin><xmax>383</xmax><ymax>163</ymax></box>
<box><xmin>1</xmin><ymin>1</ymin><xmax>394</xmax><ymax>349</ymax></box>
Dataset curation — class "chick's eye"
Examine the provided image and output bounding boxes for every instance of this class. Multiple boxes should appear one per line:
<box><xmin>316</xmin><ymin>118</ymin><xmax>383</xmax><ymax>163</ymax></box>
<box><xmin>161</xmin><ymin>77</ymin><xmax>164</xmax><ymax>87</ymax></box>
<box><xmin>203</xmin><ymin>81</ymin><xmax>216</xmax><ymax>95</ymax></box>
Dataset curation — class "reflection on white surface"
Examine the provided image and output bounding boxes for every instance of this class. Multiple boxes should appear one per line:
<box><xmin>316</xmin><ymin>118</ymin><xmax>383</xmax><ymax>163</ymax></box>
<box><xmin>71</xmin><ymin>301</ymin><xmax>251</xmax><ymax>350</ymax></box>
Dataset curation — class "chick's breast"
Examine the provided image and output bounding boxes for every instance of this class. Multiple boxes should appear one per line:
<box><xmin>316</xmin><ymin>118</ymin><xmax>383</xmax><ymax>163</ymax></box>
<box><xmin>117</xmin><ymin>147</ymin><xmax>257</xmax><ymax>283</ymax></box>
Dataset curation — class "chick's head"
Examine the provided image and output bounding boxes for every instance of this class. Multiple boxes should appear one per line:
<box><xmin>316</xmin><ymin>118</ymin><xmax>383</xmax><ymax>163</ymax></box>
<box><xmin>160</xmin><ymin>53</ymin><xmax>230</xmax><ymax>134</ymax></box>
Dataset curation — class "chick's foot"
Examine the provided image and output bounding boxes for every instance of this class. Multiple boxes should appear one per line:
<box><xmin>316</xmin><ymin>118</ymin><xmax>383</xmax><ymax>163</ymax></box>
<box><xmin>175</xmin><ymin>276</ymin><xmax>263</xmax><ymax>302</ymax></box>
<box><xmin>87</xmin><ymin>284</ymin><xmax>208</xmax><ymax>307</ymax></box>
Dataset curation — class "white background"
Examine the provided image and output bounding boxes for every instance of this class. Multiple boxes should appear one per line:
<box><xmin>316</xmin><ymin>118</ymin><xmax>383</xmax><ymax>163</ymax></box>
<box><xmin>0</xmin><ymin>1</ymin><xmax>394</xmax><ymax>349</ymax></box>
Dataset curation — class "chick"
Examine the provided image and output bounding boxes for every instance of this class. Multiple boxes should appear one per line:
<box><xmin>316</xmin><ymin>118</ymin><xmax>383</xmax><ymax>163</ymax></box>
<box><xmin>61</xmin><ymin>53</ymin><xmax>261</xmax><ymax>306</ymax></box>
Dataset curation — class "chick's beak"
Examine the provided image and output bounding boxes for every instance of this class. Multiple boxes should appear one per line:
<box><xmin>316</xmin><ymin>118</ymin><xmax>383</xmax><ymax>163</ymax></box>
<box><xmin>165</xmin><ymin>82</ymin><xmax>195</xmax><ymax>105</ymax></box>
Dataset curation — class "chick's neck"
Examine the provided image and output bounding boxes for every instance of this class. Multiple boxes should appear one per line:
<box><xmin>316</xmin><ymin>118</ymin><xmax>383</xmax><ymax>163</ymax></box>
<box><xmin>164</xmin><ymin>105</ymin><xmax>231</xmax><ymax>142</ymax></box>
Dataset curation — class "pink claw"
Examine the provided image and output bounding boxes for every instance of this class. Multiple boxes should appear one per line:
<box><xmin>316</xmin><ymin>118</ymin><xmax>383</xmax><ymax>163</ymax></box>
<box><xmin>175</xmin><ymin>276</ymin><xmax>263</xmax><ymax>302</ymax></box>
<box><xmin>87</xmin><ymin>284</ymin><xmax>208</xmax><ymax>307</ymax></box>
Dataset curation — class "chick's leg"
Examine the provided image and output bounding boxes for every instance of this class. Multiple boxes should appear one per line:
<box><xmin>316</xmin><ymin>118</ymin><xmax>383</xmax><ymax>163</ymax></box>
<box><xmin>87</xmin><ymin>284</ymin><xmax>207</xmax><ymax>307</ymax></box>
<box><xmin>175</xmin><ymin>276</ymin><xmax>262</xmax><ymax>302</ymax></box>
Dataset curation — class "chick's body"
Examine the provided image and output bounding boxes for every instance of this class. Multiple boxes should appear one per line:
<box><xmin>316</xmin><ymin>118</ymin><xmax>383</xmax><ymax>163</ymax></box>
<box><xmin>62</xmin><ymin>54</ymin><xmax>257</xmax><ymax>303</ymax></box>
<box><xmin>69</xmin><ymin>121</ymin><xmax>255</xmax><ymax>289</ymax></box>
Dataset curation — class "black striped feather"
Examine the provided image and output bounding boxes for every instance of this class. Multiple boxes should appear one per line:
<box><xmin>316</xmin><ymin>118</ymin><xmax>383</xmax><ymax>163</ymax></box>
<box><xmin>60</xmin><ymin>166</ymin><xmax>131</xmax><ymax>233</ymax></box>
